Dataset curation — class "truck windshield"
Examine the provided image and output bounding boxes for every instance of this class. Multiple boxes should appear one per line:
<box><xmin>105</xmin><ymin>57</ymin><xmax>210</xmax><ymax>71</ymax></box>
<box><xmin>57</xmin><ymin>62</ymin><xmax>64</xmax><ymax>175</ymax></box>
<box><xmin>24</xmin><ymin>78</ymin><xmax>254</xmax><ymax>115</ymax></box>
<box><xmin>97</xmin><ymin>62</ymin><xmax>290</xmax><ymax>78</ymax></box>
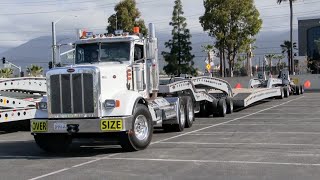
<box><xmin>75</xmin><ymin>42</ymin><xmax>130</xmax><ymax>64</ymax></box>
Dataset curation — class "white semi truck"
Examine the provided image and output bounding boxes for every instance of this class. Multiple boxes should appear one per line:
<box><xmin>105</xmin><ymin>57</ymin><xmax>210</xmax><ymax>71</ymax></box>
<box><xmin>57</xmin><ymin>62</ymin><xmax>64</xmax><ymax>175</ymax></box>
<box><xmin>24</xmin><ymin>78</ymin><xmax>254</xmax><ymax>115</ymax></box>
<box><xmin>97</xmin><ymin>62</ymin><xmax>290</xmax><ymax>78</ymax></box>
<box><xmin>30</xmin><ymin>24</ymin><xmax>234</xmax><ymax>152</ymax></box>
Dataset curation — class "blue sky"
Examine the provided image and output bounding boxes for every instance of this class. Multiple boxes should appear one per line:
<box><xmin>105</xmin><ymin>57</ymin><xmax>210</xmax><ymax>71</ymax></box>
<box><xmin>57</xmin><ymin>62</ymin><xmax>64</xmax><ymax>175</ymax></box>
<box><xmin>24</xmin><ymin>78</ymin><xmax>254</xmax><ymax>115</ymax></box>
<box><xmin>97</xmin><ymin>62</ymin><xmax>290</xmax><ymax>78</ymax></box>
<box><xmin>0</xmin><ymin>0</ymin><xmax>319</xmax><ymax>53</ymax></box>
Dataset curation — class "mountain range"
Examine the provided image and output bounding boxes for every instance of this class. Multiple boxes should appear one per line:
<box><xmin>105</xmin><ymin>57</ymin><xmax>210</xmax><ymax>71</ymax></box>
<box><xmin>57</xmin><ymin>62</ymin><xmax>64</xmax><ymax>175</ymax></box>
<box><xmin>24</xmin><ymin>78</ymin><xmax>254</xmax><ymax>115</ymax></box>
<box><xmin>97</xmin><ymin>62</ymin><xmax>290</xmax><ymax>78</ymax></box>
<box><xmin>0</xmin><ymin>29</ymin><xmax>297</xmax><ymax>72</ymax></box>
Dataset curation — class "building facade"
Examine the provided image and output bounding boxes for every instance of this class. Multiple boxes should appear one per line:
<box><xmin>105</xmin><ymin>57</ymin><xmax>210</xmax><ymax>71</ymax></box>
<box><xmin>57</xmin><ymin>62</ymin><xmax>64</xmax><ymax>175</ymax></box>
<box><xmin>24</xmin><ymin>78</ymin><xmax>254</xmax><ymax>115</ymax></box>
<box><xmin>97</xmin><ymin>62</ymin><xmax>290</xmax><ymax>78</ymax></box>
<box><xmin>298</xmin><ymin>17</ymin><xmax>320</xmax><ymax>58</ymax></box>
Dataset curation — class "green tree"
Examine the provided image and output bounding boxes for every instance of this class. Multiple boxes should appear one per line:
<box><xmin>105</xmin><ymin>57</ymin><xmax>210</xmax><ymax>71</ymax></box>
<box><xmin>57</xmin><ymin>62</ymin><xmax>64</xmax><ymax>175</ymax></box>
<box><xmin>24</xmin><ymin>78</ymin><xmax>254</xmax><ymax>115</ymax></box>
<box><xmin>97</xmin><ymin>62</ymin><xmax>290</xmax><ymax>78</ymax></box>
<box><xmin>200</xmin><ymin>0</ymin><xmax>262</xmax><ymax>77</ymax></box>
<box><xmin>162</xmin><ymin>0</ymin><xmax>196</xmax><ymax>76</ymax></box>
<box><xmin>277</xmin><ymin>0</ymin><xmax>297</xmax><ymax>75</ymax></box>
<box><xmin>0</xmin><ymin>68</ymin><xmax>13</xmax><ymax>78</ymax></box>
<box><xmin>280</xmin><ymin>40</ymin><xmax>297</xmax><ymax>72</ymax></box>
<box><xmin>107</xmin><ymin>0</ymin><xmax>147</xmax><ymax>35</ymax></box>
<box><xmin>27</xmin><ymin>65</ymin><xmax>43</xmax><ymax>77</ymax></box>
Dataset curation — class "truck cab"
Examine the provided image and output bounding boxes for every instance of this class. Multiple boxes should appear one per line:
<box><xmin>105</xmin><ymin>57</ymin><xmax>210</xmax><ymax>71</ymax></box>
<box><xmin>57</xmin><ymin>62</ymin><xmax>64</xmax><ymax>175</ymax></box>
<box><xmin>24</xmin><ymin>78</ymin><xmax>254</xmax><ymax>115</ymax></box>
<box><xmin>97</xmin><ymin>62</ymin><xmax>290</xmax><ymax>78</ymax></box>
<box><xmin>31</xmin><ymin>24</ymin><xmax>161</xmax><ymax>152</ymax></box>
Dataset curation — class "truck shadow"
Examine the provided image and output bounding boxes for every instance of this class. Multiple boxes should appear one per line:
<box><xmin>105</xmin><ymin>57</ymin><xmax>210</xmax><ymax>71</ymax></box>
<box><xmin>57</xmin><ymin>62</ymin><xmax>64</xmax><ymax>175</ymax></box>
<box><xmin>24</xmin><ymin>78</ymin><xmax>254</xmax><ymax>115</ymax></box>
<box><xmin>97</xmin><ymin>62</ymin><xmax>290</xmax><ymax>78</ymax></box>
<box><xmin>0</xmin><ymin>140</ymin><xmax>126</xmax><ymax>160</ymax></box>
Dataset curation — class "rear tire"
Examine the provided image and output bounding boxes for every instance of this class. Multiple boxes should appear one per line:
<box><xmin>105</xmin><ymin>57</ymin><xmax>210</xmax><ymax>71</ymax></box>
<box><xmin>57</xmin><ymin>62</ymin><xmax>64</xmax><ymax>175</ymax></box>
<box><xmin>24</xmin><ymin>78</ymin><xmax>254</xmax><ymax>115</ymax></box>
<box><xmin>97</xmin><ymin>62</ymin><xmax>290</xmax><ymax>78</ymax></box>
<box><xmin>120</xmin><ymin>104</ymin><xmax>153</xmax><ymax>152</ymax></box>
<box><xmin>163</xmin><ymin>97</ymin><xmax>186</xmax><ymax>132</ymax></box>
<box><xmin>34</xmin><ymin>134</ymin><xmax>72</xmax><ymax>153</ymax></box>
<box><xmin>300</xmin><ymin>85</ymin><xmax>304</xmax><ymax>94</ymax></box>
<box><xmin>276</xmin><ymin>88</ymin><xmax>284</xmax><ymax>99</ymax></box>
<box><xmin>198</xmin><ymin>101</ymin><xmax>211</xmax><ymax>117</ymax></box>
<box><xmin>217</xmin><ymin>99</ymin><xmax>227</xmax><ymax>117</ymax></box>
<box><xmin>283</xmin><ymin>87</ymin><xmax>289</xmax><ymax>98</ymax></box>
<box><xmin>225</xmin><ymin>97</ymin><xmax>233</xmax><ymax>114</ymax></box>
<box><xmin>295</xmin><ymin>85</ymin><xmax>301</xmax><ymax>95</ymax></box>
<box><xmin>183</xmin><ymin>96</ymin><xmax>194</xmax><ymax>128</ymax></box>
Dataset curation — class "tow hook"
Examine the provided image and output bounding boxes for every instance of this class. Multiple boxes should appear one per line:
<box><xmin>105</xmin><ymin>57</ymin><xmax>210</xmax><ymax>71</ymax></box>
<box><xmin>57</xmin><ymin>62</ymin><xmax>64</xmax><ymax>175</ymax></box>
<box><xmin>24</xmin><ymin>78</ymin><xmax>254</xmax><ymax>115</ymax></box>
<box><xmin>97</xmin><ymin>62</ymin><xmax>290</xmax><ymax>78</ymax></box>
<box><xmin>67</xmin><ymin>124</ymin><xmax>79</xmax><ymax>134</ymax></box>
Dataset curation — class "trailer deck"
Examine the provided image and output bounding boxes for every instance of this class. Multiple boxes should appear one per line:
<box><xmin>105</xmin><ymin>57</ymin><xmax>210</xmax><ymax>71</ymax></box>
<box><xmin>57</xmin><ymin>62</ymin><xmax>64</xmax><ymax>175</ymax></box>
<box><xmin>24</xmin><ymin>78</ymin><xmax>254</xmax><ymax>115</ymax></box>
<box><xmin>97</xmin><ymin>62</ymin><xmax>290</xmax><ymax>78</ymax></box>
<box><xmin>232</xmin><ymin>87</ymin><xmax>282</xmax><ymax>107</ymax></box>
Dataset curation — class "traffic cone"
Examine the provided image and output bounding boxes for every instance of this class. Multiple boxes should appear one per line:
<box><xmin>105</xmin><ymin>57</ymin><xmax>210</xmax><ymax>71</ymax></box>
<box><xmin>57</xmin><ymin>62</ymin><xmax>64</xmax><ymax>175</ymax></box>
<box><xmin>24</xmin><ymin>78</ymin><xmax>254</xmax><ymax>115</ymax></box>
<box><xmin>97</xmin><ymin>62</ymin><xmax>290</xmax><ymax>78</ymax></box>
<box><xmin>304</xmin><ymin>80</ymin><xmax>311</xmax><ymax>89</ymax></box>
<box><xmin>235</xmin><ymin>83</ymin><xmax>242</xmax><ymax>89</ymax></box>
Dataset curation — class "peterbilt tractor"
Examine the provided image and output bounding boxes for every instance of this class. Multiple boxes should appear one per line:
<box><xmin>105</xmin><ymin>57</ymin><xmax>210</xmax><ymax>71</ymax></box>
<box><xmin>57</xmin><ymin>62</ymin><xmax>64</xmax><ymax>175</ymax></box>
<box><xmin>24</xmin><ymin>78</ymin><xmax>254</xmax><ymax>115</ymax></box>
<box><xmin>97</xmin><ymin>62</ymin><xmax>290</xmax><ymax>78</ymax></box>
<box><xmin>31</xmin><ymin>23</ymin><xmax>234</xmax><ymax>152</ymax></box>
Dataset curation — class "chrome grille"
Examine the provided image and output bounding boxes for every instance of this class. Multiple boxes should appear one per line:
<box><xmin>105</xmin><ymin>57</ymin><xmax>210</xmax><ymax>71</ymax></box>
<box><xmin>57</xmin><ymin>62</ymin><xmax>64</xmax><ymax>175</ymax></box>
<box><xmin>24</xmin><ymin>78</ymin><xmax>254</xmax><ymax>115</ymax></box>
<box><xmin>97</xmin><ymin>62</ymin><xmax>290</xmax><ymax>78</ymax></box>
<box><xmin>50</xmin><ymin>73</ymin><xmax>94</xmax><ymax>114</ymax></box>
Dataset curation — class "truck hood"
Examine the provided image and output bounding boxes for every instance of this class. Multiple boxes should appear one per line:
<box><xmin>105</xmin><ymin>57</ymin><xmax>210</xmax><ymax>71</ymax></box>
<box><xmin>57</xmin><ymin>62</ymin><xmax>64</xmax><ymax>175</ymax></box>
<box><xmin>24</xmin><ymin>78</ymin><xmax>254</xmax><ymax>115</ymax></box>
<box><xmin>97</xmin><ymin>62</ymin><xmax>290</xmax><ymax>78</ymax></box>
<box><xmin>95</xmin><ymin>63</ymin><xmax>129</xmax><ymax>98</ymax></box>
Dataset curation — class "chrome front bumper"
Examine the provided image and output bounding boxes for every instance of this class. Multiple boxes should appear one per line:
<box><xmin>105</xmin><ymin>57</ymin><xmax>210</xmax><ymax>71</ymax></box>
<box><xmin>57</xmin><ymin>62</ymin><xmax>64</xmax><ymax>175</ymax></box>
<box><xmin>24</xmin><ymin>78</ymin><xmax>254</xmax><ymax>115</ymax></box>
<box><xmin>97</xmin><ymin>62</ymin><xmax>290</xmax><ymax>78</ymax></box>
<box><xmin>30</xmin><ymin>116</ymin><xmax>133</xmax><ymax>133</ymax></box>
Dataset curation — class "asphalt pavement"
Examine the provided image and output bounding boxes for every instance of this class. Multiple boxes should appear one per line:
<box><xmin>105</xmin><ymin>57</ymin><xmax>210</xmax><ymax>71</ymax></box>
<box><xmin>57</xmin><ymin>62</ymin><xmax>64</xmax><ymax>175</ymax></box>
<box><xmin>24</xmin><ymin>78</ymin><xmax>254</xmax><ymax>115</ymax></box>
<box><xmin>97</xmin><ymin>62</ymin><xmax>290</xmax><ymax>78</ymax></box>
<box><xmin>0</xmin><ymin>93</ymin><xmax>320</xmax><ymax>180</ymax></box>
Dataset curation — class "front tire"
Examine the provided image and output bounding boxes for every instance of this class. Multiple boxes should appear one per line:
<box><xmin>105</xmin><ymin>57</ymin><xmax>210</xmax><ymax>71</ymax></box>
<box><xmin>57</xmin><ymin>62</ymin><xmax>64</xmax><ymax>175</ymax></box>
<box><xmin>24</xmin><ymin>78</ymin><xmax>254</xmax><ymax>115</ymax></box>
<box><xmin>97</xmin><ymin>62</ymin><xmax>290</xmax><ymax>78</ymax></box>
<box><xmin>120</xmin><ymin>104</ymin><xmax>153</xmax><ymax>152</ymax></box>
<box><xmin>34</xmin><ymin>134</ymin><xmax>72</xmax><ymax>153</ymax></box>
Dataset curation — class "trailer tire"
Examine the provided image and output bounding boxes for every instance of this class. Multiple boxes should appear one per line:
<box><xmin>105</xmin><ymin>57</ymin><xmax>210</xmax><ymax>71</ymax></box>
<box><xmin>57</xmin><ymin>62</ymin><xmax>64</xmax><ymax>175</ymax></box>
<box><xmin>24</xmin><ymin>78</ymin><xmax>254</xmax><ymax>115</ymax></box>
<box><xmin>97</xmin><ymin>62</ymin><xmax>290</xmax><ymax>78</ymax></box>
<box><xmin>120</xmin><ymin>104</ymin><xmax>153</xmax><ymax>152</ymax></box>
<box><xmin>183</xmin><ymin>96</ymin><xmax>194</xmax><ymax>128</ymax></box>
<box><xmin>283</xmin><ymin>87</ymin><xmax>289</xmax><ymax>98</ymax></box>
<box><xmin>34</xmin><ymin>134</ymin><xmax>71</xmax><ymax>153</ymax></box>
<box><xmin>225</xmin><ymin>97</ymin><xmax>233</xmax><ymax>114</ymax></box>
<box><xmin>198</xmin><ymin>101</ymin><xmax>210</xmax><ymax>117</ymax></box>
<box><xmin>295</xmin><ymin>85</ymin><xmax>301</xmax><ymax>95</ymax></box>
<box><xmin>211</xmin><ymin>99</ymin><xmax>219</xmax><ymax>117</ymax></box>
<box><xmin>276</xmin><ymin>88</ymin><xmax>284</xmax><ymax>99</ymax></box>
<box><xmin>217</xmin><ymin>99</ymin><xmax>227</xmax><ymax>117</ymax></box>
<box><xmin>300</xmin><ymin>85</ymin><xmax>304</xmax><ymax>94</ymax></box>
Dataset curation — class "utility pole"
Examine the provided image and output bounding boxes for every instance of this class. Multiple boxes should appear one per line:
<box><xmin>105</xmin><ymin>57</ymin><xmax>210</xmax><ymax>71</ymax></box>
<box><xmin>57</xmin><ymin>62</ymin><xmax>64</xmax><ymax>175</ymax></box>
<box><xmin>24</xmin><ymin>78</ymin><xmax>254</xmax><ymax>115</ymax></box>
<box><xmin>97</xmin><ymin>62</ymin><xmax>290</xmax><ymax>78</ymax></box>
<box><xmin>177</xmin><ymin>9</ymin><xmax>181</xmax><ymax>76</ymax></box>
<box><xmin>247</xmin><ymin>43</ymin><xmax>253</xmax><ymax>77</ymax></box>
<box><xmin>52</xmin><ymin>22</ymin><xmax>57</xmax><ymax>68</ymax></box>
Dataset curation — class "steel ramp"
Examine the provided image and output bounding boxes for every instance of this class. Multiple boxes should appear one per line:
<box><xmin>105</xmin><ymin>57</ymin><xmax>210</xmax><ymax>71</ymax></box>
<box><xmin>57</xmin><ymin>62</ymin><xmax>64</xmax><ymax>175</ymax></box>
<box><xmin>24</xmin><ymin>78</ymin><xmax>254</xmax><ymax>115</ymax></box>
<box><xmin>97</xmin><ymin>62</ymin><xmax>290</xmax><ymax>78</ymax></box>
<box><xmin>232</xmin><ymin>88</ymin><xmax>282</xmax><ymax>107</ymax></box>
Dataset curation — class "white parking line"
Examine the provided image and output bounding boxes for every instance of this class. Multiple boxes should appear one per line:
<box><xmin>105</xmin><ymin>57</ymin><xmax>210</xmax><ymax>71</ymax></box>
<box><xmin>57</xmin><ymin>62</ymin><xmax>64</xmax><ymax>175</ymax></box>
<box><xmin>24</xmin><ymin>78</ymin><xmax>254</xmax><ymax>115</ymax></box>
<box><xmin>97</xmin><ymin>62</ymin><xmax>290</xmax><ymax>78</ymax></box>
<box><xmin>27</xmin><ymin>96</ymin><xmax>304</xmax><ymax>180</ymax></box>
<box><xmin>248</xmin><ymin>113</ymin><xmax>318</xmax><ymax>115</ymax></box>
<box><xmin>104</xmin><ymin>157</ymin><xmax>320</xmax><ymax>167</ymax></box>
<box><xmin>29</xmin><ymin>168</ymin><xmax>70</xmax><ymax>180</ymax></box>
<box><xmin>158</xmin><ymin>141</ymin><xmax>320</xmax><ymax>147</ymax></box>
<box><xmin>193</xmin><ymin>123</ymin><xmax>320</xmax><ymax>126</ymax></box>
<box><xmin>186</xmin><ymin>132</ymin><xmax>320</xmax><ymax>135</ymax></box>
<box><xmin>228</xmin><ymin>117</ymin><xmax>320</xmax><ymax>120</ymax></box>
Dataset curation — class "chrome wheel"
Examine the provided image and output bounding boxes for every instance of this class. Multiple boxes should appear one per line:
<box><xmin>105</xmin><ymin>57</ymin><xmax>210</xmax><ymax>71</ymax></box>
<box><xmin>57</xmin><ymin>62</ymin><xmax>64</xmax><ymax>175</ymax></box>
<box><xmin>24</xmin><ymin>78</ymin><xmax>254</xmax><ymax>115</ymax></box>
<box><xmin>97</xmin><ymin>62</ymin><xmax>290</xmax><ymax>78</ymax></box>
<box><xmin>187</xmin><ymin>102</ymin><xmax>194</xmax><ymax>123</ymax></box>
<box><xmin>180</xmin><ymin>104</ymin><xmax>186</xmax><ymax>126</ymax></box>
<box><xmin>134</xmin><ymin>115</ymin><xmax>149</xmax><ymax>141</ymax></box>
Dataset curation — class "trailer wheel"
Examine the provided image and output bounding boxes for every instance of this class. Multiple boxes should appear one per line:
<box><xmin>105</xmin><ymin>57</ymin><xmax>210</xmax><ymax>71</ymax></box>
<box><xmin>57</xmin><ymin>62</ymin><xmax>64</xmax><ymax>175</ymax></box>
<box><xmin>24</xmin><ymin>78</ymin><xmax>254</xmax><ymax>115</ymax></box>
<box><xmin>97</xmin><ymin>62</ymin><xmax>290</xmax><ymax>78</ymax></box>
<box><xmin>198</xmin><ymin>101</ymin><xmax>210</xmax><ymax>117</ymax></box>
<box><xmin>34</xmin><ymin>134</ymin><xmax>72</xmax><ymax>153</ymax></box>
<box><xmin>300</xmin><ymin>85</ymin><xmax>304</xmax><ymax>94</ymax></box>
<box><xmin>295</xmin><ymin>85</ymin><xmax>301</xmax><ymax>95</ymax></box>
<box><xmin>276</xmin><ymin>88</ymin><xmax>284</xmax><ymax>99</ymax></box>
<box><xmin>183</xmin><ymin>96</ymin><xmax>194</xmax><ymax>128</ymax></box>
<box><xmin>225</xmin><ymin>97</ymin><xmax>233</xmax><ymax>114</ymax></box>
<box><xmin>283</xmin><ymin>87</ymin><xmax>290</xmax><ymax>98</ymax></box>
<box><xmin>217</xmin><ymin>99</ymin><xmax>227</xmax><ymax>117</ymax></box>
<box><xmin>120</xmin><ymin>104</ymin><xmax>153</xmax><ymax>152</ymax></box>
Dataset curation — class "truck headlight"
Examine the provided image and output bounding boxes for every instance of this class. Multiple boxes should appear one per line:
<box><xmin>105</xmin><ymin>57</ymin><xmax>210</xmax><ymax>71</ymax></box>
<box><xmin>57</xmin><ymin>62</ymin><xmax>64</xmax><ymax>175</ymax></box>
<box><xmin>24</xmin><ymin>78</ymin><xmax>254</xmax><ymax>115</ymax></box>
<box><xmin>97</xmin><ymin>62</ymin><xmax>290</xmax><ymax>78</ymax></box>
<box><xmin>104</xmin><ymin>100</ymin><xmax>120</xmax><ymax>109</ymax></box>
<box><xmin>36</xmin><ymin>102</ymin><xmax>47</xmax><ymax>110</ymax></box>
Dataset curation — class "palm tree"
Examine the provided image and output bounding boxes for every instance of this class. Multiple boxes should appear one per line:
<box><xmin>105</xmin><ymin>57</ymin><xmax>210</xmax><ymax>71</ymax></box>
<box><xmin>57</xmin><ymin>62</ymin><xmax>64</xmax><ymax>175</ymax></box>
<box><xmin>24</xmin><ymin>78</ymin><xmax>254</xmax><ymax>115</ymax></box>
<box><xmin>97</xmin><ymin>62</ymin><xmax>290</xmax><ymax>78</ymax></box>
<box><xmin>27</xmin><ymin>65</ymin><xmax>43</xmax><ymax>77</ymax></box>
<box><xmin>277</xmin><ymin>0</ymin><xmax>297</xmax><ymax>75</ymax></box>
<box><xmin>280</xmin><ymin>40</ymin><xmax>297</xmax><ymax>72</ymax></box>
<box><xmin>0</xmin><ymin>68</ymin><xmax>13</xmax><ymax>78</ymax></box>
<box><xmin>275</xmin><ymin>55</ymin><xmax>285</xmax><ymax>73</ymax></box>
<box><xmin>265</xmin><ymin>54</ymin><xmax>276</xmax><ymax>74</ymax></box>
